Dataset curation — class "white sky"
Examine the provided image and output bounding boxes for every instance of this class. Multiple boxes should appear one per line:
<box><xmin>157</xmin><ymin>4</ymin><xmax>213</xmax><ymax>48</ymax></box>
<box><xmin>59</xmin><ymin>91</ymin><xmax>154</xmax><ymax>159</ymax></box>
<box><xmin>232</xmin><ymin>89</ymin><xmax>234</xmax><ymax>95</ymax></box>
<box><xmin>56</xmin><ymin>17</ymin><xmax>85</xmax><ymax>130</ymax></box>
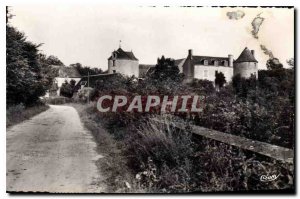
<box><xmin>10</xmin><ymin>6</ymin><xmax>294</xmax><ymax>70</ymax></box>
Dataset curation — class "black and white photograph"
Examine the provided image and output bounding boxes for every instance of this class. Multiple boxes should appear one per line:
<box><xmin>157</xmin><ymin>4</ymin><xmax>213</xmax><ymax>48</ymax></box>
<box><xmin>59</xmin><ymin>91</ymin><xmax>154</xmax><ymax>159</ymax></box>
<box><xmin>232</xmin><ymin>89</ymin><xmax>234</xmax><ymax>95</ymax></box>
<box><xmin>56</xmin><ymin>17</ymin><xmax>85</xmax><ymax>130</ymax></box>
<box><xmin>4</xmin><ymin>2</ymin><xmax>295</xmax><ymax>195</ymax></box>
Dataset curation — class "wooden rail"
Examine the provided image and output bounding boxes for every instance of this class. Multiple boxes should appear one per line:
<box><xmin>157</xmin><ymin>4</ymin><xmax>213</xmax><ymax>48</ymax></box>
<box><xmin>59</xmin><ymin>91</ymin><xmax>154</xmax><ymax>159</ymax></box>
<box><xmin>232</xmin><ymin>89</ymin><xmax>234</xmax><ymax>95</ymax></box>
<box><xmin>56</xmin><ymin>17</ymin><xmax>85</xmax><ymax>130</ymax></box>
<box><xmin>151</xmin><ymin>119</ymin><xmax>294</xmax><ymax>164</ymax></box>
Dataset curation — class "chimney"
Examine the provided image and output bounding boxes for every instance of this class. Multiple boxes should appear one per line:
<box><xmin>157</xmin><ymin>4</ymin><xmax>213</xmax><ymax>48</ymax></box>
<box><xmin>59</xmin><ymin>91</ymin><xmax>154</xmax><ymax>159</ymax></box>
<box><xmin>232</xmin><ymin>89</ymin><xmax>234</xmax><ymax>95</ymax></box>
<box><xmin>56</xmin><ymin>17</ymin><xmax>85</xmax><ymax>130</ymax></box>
<box><xmin>228</xmin><ymin>54</ymin><xmax>233</xmax><ymax>67</ymax></box>
<box><xmin>188</xmin><ymin>49</ymin><xmax>193</xmax><ymax>58</ymax></box>
<box><xmin>251</xmin><ymin>50</ymin><xmax>255</xmax><ymax>57</ymax></box>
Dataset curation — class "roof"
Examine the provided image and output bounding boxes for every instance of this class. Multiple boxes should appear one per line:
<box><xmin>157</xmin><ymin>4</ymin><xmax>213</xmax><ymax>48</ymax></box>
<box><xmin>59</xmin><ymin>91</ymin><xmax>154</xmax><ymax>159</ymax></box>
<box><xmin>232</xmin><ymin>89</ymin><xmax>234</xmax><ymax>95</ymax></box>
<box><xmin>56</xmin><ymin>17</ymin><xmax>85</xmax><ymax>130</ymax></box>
<box><xmin>139</xmin><ymin>64</ymin><xmax>155</xmax><ymax>78</ymax></box>
<box><xmin>51</xmin><ymin>65</ymin><xmax>81</xmax><ymax>78</ymax></box>
<box><xmin>108</xmin><ymin>48</ymin><xmax>138</xmax><ymax>61</ymax></box>
<box><xmin>192</xmin><ymin>56</ymin><xmax>230</xmax><ymax>66</ymax></box>
<box><xmin>76</xmin><ymin>73</ymin><xmax>118</xmax><ymax>89</ymax></box>
<box><xmin>234</xmin><ymin>47</ymin><xmax>258</xmax><ymax>63</ymax></box>
<box><xmin>174</xmin><ymin>58</ymin><xmax>185</xmax><ymax>66</ymax></box>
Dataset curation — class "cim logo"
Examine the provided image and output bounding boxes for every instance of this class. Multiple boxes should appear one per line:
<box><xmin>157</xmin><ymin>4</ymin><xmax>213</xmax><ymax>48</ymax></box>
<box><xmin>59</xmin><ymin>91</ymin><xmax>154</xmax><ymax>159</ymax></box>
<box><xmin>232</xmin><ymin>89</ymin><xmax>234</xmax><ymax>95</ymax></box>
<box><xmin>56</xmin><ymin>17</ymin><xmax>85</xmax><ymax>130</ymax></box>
<box><xmin>260</xmin><ymin>174</ymin><xmax>280</xmax><ymax>182</ymax></box>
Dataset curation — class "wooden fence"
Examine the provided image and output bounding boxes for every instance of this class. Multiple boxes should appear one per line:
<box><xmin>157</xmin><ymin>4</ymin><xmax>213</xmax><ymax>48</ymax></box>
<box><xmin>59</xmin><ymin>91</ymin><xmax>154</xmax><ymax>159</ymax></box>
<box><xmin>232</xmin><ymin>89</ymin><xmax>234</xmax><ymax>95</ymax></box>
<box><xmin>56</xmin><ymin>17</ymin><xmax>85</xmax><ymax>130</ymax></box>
<box><xmin>151</xmin><ymin>118</ymin><xmax>294</xmax><ymax>164</ymax></box>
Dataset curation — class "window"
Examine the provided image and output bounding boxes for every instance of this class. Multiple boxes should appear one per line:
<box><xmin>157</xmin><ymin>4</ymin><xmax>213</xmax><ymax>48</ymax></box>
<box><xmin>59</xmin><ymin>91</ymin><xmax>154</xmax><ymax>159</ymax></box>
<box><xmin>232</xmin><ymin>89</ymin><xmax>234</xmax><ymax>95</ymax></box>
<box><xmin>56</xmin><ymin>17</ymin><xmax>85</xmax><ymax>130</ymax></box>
<box><xmin>204</xmin><ymin>60</ymin><xmax>208</xmax><ymax>65</ymax></box>
<box><xmin>113</xmin><ymin>60</ymin><xmax>116</xmax><ymax>66</ymax></box>
<box><xmin>204</xmin><ymin>70</ymin><xmax>208</xmax><ymax>78</ymax></box>
<box><xmin>113</xmin><ymin>70</ymin><xmax>116</xmax><ymax>74</ymax></box>
<box><xmin>214</xmin><ymin>61</ymin><xmax>218</xmax><ymax>66</ymax></box>
<box><xmin>224</xmin><ymin>61</ymin><xmax>228</xmax><ymax>67</ymax></box>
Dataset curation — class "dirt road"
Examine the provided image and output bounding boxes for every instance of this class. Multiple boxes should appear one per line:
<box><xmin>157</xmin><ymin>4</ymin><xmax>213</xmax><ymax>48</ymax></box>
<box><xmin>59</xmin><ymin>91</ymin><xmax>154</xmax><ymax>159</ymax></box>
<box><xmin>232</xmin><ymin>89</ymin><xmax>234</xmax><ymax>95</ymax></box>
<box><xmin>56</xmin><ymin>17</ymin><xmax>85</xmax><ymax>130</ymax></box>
<box><xmin>6</xmin><ymin>105</ymin><xmax>105</xmax><ymax>193</ymax></box>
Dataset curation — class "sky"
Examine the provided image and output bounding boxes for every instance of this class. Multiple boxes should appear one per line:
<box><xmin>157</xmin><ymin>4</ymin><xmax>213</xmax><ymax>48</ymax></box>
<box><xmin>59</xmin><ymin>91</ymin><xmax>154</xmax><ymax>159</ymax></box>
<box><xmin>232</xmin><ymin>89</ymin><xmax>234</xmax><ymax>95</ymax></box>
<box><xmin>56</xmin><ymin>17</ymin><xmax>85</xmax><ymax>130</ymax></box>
<box><xmin>10</xmin><ymin>6</ymin><xmax>294</xmax><ymax>70</ymax></box>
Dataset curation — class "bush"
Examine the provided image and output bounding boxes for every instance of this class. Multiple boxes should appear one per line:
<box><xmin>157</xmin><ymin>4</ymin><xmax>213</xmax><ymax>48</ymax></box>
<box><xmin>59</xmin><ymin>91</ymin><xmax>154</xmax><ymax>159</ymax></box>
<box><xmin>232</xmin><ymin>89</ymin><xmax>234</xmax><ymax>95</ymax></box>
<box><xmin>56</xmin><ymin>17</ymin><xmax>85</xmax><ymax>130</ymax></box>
<box><xmin>44</xmin><ymin>96</ymin><xmax>73</xmax><ymax>105</ymax></box>
<box><xmin>6</xmin><ymin>103</ymin><xmax>49</xmax><ymax>127</ymax></box>
<box><xmin>87</xmin><ymin>105</ymin><xmax>294</xmax><ymax>193</ymax></box>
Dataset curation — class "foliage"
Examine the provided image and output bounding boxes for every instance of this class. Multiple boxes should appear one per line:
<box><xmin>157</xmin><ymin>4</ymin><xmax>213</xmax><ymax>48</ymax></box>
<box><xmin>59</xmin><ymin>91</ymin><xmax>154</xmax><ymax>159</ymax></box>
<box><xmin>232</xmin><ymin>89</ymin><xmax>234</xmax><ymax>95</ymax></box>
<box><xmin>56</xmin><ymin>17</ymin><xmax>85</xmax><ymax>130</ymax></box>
<box><xmin>46</xmin><ymin>55</ymin><xmax>64</xmax><ymax>66</ymax></box>
<box><xmin>6</xmin><ymin>25</ymin><xmax>55</xmax><ymax>106</ymax></box>
<box><xmin>266</xmin><ymin>58</ymin><xmax>283</xmax><ymax>70</ymax></box>
<box><xmin>89</xmin><ymin>109</ymin><xmax>293</xmax><ymax>192</ymax></box>
<box><xmin>76</xmin><ymin>87</ymin><xmax>96</xmax><ymax>103</ymax></box>
<box><xmin>188</xmin><ymin>79</ymin><xmax>215</xmax><ymax>95</ymax></box>
<box><xmin>286</xmin><ymin>58</ymin><xmax>294</xmax><ymax>68</ymax></box>
<box><xmin>70</xmin><ymin>62</ymin><xmax>104</xmax><ymax>76</ymax></box>
<box><xmin>215</xmin><ymin>71</ymin><xmax>226</xmax><ymax>89</ymax></box>
<box><xmin>138</xmin><ymin>56</ymin><xmax>185</xmax><ymax>95</ymax></box>
<box><xmin>60</xmin><ymin>80</ymin><xmax>76</xmax><ymax>98</ymax></box>
<box><xmin>86</xmin><ymin>54</ymin><xmax>294</xmax><ymax>192</ymax></box>
<box><xmin>7</xmin><ymin>103</ymin><xmax>49</xmax><ymax>127</ymax></box>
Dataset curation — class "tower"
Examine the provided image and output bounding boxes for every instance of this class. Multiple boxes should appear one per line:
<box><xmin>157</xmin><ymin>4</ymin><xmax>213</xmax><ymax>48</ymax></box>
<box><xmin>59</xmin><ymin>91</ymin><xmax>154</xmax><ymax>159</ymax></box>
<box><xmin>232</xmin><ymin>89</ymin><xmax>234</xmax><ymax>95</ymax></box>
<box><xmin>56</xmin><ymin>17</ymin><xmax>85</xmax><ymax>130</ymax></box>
<box><xmin>233</xmin><ymin>47</ymin><xmax>258</xmax><ymax>78</ymax></box>
<box><xmin>182</xmin><ymin>49</ymin><xmax>194</xmax><ymax>83</ymax></box>
<box><xmin>107</xmin><ymin>47</ymin><xmax>139</xmax><ymax>77</ymax></box>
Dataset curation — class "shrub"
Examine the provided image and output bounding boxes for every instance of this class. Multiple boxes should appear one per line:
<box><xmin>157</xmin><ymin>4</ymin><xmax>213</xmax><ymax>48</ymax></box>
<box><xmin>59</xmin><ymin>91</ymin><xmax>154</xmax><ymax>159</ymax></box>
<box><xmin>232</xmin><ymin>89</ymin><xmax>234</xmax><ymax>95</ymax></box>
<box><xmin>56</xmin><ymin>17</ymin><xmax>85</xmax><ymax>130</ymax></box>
<box><xmin>6</xmin><ymin>103</ymin><xmax>49</xmax><ymax>127</ymax></box>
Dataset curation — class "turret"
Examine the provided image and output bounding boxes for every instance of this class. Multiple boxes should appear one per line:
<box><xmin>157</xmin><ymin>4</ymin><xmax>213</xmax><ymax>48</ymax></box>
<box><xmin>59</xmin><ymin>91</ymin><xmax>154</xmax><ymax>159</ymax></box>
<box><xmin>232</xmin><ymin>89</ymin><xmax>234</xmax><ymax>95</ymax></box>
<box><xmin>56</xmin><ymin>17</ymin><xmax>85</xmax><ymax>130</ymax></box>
<box><xmin>233</xmin><ymin>47</ymin><xmax>258</xmax><ymax>78</ymax></box>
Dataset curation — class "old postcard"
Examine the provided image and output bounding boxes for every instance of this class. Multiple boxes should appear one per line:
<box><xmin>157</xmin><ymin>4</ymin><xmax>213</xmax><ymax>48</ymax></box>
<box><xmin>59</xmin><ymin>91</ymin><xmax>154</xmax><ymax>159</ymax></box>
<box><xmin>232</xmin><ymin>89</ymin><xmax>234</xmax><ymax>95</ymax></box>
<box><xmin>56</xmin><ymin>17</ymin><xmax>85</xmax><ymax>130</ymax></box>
<box><xmin>6</xmin><ymin>5</ymin><xmax>294</xmax><ymax>194</ymax></box>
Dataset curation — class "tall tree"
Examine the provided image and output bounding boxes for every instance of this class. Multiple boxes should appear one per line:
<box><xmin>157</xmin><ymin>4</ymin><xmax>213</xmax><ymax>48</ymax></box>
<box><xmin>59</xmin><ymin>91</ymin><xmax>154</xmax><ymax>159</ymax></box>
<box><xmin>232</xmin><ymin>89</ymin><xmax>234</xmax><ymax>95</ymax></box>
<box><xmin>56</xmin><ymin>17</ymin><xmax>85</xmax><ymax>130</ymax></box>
<box><xmin>46</xmin><ymin>55</ymin><xmax>64</xmax><ymax>66</ymax></box>
<box><xmin>6</xmin><ymin>14</ymin><xmax>54</xmax><ymax>106</ymax></box>
<box><xmin>215</xmin><ymin>71</ymin><xmax>226</xmax><ymax>89</ymax></box>
<box><xmin>266</xmin><ymin>58</ymin><xmax>283</xmax><ymax>70</ymax></box>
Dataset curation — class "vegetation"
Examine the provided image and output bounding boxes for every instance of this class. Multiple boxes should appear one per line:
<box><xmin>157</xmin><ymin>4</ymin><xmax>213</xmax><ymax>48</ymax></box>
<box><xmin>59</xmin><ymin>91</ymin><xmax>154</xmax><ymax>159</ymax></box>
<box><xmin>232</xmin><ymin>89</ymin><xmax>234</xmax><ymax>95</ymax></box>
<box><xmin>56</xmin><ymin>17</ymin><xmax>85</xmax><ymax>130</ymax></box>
<box><xmin>70</xmin><ymin>63</ymin><xmax>104</xmax><ymax>76</ymax></box>
<box><xmin>78</xmin><ymin>56</ymin><xmax>294</xmax><ymax>192</ymax></box>
<box><xmin>60</xmin><ymin>79</ymin><xmax>76</xmax><ymax>98</ymax></box>
<box><xmin>6</xmin><ymin>9</ymin><xmax>56</xmax><ymax>107</ymax></box>
<box><xmin>215</xmin><ymin>71</ymin><xmax>226</xmax><ymax>89</ymax></box>
<box><xmin>7</xmin><ymin>103</ymin><xmax>49</xmax><ymax>127</ymax></box>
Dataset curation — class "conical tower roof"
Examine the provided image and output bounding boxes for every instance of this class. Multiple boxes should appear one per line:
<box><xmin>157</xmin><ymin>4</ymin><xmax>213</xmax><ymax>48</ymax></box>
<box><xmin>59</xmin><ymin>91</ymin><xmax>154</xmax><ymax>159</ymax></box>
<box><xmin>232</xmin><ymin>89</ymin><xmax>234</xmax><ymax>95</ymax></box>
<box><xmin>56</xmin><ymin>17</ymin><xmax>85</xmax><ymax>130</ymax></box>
<box><xmin>234</xmin><ymin>47</ymin><xmax>258</xmax><ymax>63</ymax></box>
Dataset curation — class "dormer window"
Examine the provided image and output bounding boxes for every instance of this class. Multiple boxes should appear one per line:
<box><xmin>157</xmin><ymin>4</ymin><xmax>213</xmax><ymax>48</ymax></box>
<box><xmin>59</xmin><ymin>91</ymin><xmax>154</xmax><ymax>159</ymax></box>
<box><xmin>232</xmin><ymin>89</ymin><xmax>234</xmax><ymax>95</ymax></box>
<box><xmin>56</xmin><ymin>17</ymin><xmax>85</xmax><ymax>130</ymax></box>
<box><xmin>112</xmin><ymin>52</ymin><xmax>117</xmax><ymax>59</ymax></box>
<box><xmin>204</xmin><ymin>60</ymin><xmax>208</xmax><ymax>65</ymax></box>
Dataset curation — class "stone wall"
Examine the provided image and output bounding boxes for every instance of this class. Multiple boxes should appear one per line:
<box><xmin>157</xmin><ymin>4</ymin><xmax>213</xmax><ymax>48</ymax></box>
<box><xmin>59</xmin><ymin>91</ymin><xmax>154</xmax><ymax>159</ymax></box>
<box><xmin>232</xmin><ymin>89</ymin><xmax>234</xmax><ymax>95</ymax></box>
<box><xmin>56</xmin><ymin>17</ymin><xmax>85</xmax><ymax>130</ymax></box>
<box><xmin>233</xmin><ymin>62</ymin><xmax>258</xmax><ymax>78</ymax></box>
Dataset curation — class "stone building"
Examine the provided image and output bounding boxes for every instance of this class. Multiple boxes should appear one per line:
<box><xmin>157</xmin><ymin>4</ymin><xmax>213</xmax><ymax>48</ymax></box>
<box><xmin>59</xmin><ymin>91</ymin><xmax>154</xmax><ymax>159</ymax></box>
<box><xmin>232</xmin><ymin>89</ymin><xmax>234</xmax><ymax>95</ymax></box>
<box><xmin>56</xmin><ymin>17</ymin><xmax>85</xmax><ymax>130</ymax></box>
<box><xmin>233</xmin><ymin>47</ymin><xmax>258</xmax><ymax>78</ymax></box>
<box><xmin>181</xmin><ymin>47</ymin><xmax>258</xmax><ymax>83</ymax></box>
<box><xmin>108</xmin><ymin>47</ymin><xmax>139</xmax><ymax>77</ymax></box>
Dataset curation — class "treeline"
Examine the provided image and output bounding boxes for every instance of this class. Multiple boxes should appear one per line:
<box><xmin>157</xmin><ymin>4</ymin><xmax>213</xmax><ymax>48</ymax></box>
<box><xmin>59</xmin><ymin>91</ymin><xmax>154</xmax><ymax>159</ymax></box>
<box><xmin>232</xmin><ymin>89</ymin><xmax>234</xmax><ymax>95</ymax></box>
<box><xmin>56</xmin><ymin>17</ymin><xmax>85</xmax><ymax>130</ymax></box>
<box><xmin>6</xmin><ymin>24</ymin><xmax>57</xmax><ymax>106</ymax></box>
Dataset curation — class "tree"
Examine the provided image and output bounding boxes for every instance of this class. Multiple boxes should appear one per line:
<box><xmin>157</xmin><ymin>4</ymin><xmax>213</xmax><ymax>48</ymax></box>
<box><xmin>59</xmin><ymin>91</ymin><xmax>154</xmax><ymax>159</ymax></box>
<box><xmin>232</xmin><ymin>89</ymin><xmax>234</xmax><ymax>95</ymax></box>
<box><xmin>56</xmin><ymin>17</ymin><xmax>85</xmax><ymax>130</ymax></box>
<box><xmin>142</xmin><ymin>56</ymin><xmax>184</xmax><ymax>95</ymax></box>
<box><xmin>46</xmin><ymin>55</ymin><xmax>64</xmax><ymax>66</ymax></box>
<box><xmin>266</xmin><ymin>58</ymin><xmax>283</xmax><ymax>70</ymax></box>
<box><xmin>287</xmin><ymin>58</ymin><xmax>294</xmax><ymax>69</ymax></box>
<box><xmin>60</xmin><ymin>80</ymin><xmax>76</xmax><ymax>98</ymax></box>
<box><xmin>70</xmin><ymin>63</ymin><xmax>103</xmax><ymax>76</ymax></box>
<box><xmin>232</xmin><ymin>74</ymin><xmax>256</xmax><ymax>99</ymax></box>
<box><xmin>6</xmin><ymin>23</ymin><xmax>55</xmax><ymax>106</ymax></box>
<box><xmin>215</xmin><ymin>71</ymin><xmax>226</xmax><ymax>90</ymax></box>
<box><xmin>189</xmin><ymin>79</ymin><xmax>214</xmax><ymax>95</ymax></box>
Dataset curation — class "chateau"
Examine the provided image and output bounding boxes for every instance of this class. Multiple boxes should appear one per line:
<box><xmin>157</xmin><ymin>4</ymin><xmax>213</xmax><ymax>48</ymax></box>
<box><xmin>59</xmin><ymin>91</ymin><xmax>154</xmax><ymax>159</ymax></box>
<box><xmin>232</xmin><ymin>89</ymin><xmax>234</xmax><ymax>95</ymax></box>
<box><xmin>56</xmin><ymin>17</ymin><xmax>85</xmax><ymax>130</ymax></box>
<box><xmin>182</xmin><ymin>47</ymin><xmax>258</xmax><ymax>83</ymax></box>
<box><xmin>107</xmin><ymin>47</ymin><xmax>258</xmax><ymax>83</ymax></box>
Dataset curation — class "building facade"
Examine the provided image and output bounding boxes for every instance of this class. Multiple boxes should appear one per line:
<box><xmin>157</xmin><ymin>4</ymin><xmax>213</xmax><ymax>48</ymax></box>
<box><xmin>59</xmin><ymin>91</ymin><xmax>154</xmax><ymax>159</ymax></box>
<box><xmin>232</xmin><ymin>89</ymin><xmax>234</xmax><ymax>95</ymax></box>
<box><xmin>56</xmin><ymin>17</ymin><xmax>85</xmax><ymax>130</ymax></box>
<box><xmin>181</xmin><ymin>47</ymin><xmax>258</xmax><ymax>83</ymax></box>
<box><xmin>108</xmin><ymin>47</ymin><xmax>139</xmax><ymax>77</ymax></box>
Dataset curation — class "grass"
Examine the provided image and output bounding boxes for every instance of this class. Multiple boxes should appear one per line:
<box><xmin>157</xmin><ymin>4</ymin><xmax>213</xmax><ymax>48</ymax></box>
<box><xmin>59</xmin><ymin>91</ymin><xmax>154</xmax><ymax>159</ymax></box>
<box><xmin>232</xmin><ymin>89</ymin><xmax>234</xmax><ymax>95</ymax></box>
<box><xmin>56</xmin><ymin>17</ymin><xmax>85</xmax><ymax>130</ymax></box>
<box><xmin>70</xmin><ymin>103</ymin><xmax>142</xmax><ymax>193</ymax></box>
<box><xmin>6</xmin><ymin>103</ymin><xmax>49</xmax><ymax>127</ymax></box>
<box><xmin>70</xmin><ymin>102</ymin><xmax>294</xmax><ymax>193</ymax></box>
